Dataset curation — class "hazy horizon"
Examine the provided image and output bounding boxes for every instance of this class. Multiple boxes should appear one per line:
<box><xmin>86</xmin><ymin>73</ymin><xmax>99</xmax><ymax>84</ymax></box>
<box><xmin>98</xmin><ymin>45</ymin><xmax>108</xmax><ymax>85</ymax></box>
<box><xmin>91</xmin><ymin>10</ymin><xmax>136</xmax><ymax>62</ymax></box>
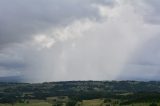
<box><xmin>0</xmin><ymin>75</ymin><xmax>159</xmax><ymax>83</ymax></box>
<box><xmin>0</xmin><ymin>0</ymin><xmax>160</xmax><ymax>83</ymax></box>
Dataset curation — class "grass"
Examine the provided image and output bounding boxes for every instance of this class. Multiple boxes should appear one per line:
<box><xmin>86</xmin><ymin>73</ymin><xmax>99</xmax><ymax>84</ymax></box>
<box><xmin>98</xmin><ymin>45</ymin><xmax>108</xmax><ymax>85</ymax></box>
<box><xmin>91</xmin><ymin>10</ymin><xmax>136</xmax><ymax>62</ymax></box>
<box><xmin>80</xmin><ymin>99</ymin><xmax>104</xmax><ymax>106</ymax></box>
<box><xmin>76</xmin><ymin>99</ymin><xmax>159</xmax><ymax>106</ymax></box>
<box><xmin>0</xmin><ymin>100</ymin><xmax>52</xmax><ymax>106</ymax></box>
<box><xmin>46</xmin><ymin>96</ymin><xmax>68</xmax><ymax>106</ymax></box>
<box><xmin>0</xmin><ymin>98</ymin><xmax>159</xmax><ymax>106</ymax></box>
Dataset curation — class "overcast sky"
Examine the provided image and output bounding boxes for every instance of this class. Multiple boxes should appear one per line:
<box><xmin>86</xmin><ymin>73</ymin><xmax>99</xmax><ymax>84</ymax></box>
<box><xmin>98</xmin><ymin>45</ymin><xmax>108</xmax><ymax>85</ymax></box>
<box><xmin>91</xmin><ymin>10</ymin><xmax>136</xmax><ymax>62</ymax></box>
<box><xmin>0</xmin><ymin>0</ymin><xmax>160</xmax><ymax>82</ymax></box>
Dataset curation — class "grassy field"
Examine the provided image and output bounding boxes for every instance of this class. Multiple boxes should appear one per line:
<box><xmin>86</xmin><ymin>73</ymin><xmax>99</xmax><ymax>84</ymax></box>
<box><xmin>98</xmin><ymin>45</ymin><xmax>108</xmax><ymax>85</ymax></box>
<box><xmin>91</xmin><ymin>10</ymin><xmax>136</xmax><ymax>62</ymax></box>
<box><xmin>76</xmin><ymin>99</ymin><xmax>118</xmax><ymax>106</ymax></box>
<box><xmin>0</xmin><ymin>99</ymin><xmax>52</xmax><ymax>106</ymax></box>
<box><xmin>0</xmin><ymin>96</ymin><xmax>69</xmax><ymax>106</ymax></box>
<box><xmin>76</xmin><ymin>99</ymin><xmax>160</xmax><ymax>106</ymax></box>
<box><xmin>0</xmin><ymin>98</ymin><xmax>159</xmax><ymax>106</ymax></box>
<box><xmin>0</xmin><ymin>99</ymin><xmax>103</xmax><ymax>106</ymax></box>
<box><xmin>1</xmin><ymin>81</ymin><xmax>160</xmax><ymax>106</ymax></box>
<box><xmin>0</xmin><ymin>102</ymin><xmax>52</xmax><ymax>106</ymax></box>
<box><xmin>79</xmin><ymin>99</ymin><xmax>104</xmax><ymax>106</ymax></box>
<box><xmin>0</xmin><ymin>102</ymin><xmax>158</xmax><ymax>106</ymax></box>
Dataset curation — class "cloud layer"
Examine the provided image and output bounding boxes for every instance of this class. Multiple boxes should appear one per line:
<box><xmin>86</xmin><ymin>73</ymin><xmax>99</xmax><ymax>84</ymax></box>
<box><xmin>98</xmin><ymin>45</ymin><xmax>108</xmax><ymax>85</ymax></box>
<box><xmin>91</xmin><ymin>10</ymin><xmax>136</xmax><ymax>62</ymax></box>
<box><xmin>0</xmin><ymin>0</ymin><xmax>160</xmax><ymax>82</ymax></box>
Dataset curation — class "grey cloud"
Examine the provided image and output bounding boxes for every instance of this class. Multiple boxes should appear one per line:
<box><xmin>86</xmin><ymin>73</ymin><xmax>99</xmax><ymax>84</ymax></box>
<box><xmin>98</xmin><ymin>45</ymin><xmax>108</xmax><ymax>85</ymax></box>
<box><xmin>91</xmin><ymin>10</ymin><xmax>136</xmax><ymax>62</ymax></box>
<box><xmin>138</xmin><ymin>0</ymin><xmax>160</xmax><ymax>24</ymax></box>
<box><xmin>118</xmin><ymin>31</ymin><xmax>160</xmax><ymax>80</ymax></box>
<box><xmin>128</xmin><ymin>35</ymin><xmax>160</xmax><ymax>66</ymax></box>
<box><xmin>146</xmin><ymin>0</ymin><xmax>160</xmax><ymax>20</ymax></box>
<box><xmin>0</xmin><ymin>0</ymin><xmax>105</xmax><ymax>46</ymax></box>
<box><xmin>0</xmin><ymin>0</ymin><xmax>160</xmax><ymax>82</ymax></box>
<box><xmin>117</xmin><ymin>64</ymin><xmax>160</xmax><ymax>81</ymax></box>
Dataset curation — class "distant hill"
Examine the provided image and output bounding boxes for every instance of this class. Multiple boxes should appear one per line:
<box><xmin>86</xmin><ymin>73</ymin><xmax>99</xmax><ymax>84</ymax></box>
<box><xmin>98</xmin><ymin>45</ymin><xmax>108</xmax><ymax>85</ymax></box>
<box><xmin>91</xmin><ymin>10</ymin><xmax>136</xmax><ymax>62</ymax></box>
<box><xmin>1</xmin><ymin>81</ymin><xmax>160</xmax><ymax>105</ymax></box>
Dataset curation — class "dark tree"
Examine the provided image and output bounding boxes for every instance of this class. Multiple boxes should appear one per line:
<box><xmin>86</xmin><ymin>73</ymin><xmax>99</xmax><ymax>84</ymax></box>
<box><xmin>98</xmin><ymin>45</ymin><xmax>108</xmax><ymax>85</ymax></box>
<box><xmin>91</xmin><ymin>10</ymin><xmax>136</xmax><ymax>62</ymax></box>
<box><xmin>149</xmin><ymin>103</ymin><xmax>158</xmax><ymax>106</ymax></box>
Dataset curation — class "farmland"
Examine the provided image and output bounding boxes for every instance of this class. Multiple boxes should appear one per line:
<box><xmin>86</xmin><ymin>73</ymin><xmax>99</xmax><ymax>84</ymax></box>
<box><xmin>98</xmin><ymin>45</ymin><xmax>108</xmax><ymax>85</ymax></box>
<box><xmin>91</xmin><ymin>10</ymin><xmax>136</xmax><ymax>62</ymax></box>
<box><xmin>0</xmin><ymin>81</ymin><xmax>160</xmax><ymax>106</ymax></box>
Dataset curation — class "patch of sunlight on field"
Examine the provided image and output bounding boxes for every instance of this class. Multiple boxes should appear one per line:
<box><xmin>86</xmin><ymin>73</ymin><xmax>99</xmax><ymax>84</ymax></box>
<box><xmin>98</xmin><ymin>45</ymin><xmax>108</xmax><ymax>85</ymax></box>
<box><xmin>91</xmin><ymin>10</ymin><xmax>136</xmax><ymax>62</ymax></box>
<box><xmin>81</xmin><ymin>99</ymin><xmax>104</xmax><ymax>106</ymax></box>
<box><xmin>0</xmin><ymin>102</ymin><xmax>52</xmax><ymax>106</ymax></box>
<box><xmin>0</xmin><ymin>104</ymin><xmax>11</xmax><ymax>106</ymax></box>
<box><xmin>123</xmin><ymin>103</ymin><xmax>154</xmax><ymax>106</ymax></box>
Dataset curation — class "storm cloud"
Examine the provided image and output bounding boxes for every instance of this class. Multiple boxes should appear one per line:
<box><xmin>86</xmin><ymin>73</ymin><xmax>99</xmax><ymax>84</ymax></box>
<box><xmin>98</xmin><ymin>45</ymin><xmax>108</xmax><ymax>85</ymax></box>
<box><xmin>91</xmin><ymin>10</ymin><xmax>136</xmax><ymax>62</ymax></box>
<box><xmin>0</xmin><ymin>0</ymin><xmax>160</xmax><ymax>82</ymax></box>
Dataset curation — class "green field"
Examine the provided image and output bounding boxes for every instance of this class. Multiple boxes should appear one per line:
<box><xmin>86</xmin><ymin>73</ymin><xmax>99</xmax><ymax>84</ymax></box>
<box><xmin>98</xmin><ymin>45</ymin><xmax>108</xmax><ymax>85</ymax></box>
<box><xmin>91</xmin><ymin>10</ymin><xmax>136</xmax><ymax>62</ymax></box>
<box><xmin>1</xmin><ymin>81</ymin><xmax>160</xmax><ymax>106</ymax></box>
<box><xmin>0</xmin><ymin>102</ymin><xmax>52</xmax><ymax>106</ymax></box>
<box><xmin>0</xmin><ymin>98</ymin><xmax>158</xmax><ymax>106</ymax></box>
<box><xmin>78</xmin><ymin>99</ymin><xmax>104</xmax><ymax>106</ymax></box>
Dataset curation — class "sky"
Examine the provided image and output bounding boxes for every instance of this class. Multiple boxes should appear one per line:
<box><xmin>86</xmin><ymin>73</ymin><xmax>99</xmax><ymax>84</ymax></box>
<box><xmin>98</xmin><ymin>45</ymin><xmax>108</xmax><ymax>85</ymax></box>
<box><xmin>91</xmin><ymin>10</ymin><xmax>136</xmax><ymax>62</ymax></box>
<box><xmin>0</xmin><ymin>0</ymin><xmax>160</xmax><ymax>82</ymax></box>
